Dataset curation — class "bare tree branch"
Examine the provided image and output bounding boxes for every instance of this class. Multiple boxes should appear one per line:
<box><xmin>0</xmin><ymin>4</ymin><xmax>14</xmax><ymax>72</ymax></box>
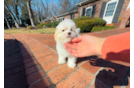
<box><xmin>4</xmin><ymin>1</ymin><xmax>19</xmax><ymax>28</ymax></box>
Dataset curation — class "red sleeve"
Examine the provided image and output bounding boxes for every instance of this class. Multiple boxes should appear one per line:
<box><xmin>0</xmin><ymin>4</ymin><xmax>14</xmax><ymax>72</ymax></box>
<box><xmin>101</xmin><ymin>32</ymin><xmax>130</xmax><ymax>63</ymax></box>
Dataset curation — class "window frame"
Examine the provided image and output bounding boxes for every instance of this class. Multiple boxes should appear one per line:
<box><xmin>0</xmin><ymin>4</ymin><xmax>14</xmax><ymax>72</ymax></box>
<box><xmin>58</xmin><ymin>17</ymin><xmax>64</xmax><ymax>21</ymax></box>
<box><xmin>70</xmin><ymin>13</ymin><xmax>74</xmax><ymax>19</ymax></box>
<box><xmin>85</xmin><ymin>6</ymin><xmax>93</xmax><ymax>17</ymax></box>
<box><xmin>105</xmin><ymin>2</ymin><xmax>117</xmax><ymax>17</ymax></box>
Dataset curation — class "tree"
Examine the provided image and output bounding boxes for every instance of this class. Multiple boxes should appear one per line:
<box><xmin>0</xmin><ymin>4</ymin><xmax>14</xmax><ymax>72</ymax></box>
<box><xmin>4</xmin><ymin>13</ymin><xmax>11</xmax><ymax>29</ymax></box>
<box><xmin>21</xmin><ymin>5</ymin><xmax>31</xmax><ymax>26</ymax></box>
<box><xmin>5</xmin><ymin>0</ymin><xmax>21</xmax><ymax>26</ymax></box>
<box><xmin>26</xmin><ymin>0</ymin><xmax>35</xmax><ymax>27</ymax></box>
<box><xmin>58</xmin><ymin>0</ymin><xmax>71</xmax><ymax>14</ymax></box>
<box><xmin>50</xmin><ymin>1</ymin><xmax>60</xmax><ymax>16</ymax></box>
<box><xmin>4</xmin><ymin>1</ymin><xmax>19</xmax><ymax>28</ymax></box>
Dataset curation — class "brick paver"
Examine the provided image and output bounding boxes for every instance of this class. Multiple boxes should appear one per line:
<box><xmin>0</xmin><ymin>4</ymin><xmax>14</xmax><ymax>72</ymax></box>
<box><xmin>4</xmin><ymin>34</ymin><xmax>28</xmax><ymax>88</ymax></box>
<box><xmin>5</xmin><ymin>27</ymin><xmax>130</xmax><ymax>88</ymax></box>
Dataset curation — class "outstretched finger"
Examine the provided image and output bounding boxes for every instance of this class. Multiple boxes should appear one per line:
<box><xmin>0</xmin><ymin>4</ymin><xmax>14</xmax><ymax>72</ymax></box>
<box><xmin>65</xmin><ymin>47</ymin><xmax>82</xmax><ymax>57</ymax></box>
<box><xmin>72</xmin><ymin>37</ymin><xmax>82</xmax><ymax>43</ymax></box>
<box><xmin>64</xmin><ymin>43</ymin><xmax>77</xmax><ymax>50</ymax></box>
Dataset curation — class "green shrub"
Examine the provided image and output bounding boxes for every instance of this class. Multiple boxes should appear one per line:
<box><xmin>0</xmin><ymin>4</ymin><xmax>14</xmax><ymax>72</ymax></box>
<box><xmin>91</xmin><ymin>26</ymin><xmax>115</xmax><ymax>32</ymax></box>
<box><xmin>44</xmin><ymin>21</ymin><xmax>60</xmax><ymax>28</ymax></box>
<box><xmin>37</xmin><ymin>23</ymin><xmax>45</xmax><ymax>28</ymax></box>
<box><xmin>92</xmin><ymin>18</ymin><xmax>106</xmax><ymax>26</ymax></box>
<box><xmin>51</xmin><ymin>21</ymin><xmax>60</xmax><ymax>27</ymax></box>
<box><xmin>44</xmin><ymin>22</ymin><xmax>52</xmax><ymax>28</ymax></box>
<box><xmin>72</xmin><ymin>16</ymin><xmax>92</xmax><ymax>24</ymax></box>
<box><xmin>27</xmin><ymin>25</ymin><xmax>33</xmax><ymax>29</ymax></box>
<box><xmin>77</xmin><ymin>20</ymin><xmax>94</xmax><ymax>33</ymax></box>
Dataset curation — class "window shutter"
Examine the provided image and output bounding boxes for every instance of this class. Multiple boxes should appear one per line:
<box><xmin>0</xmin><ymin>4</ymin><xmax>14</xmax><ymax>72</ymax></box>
<box><xmin>70</xmin><ymin>14</ymin><xmax>72</xmax><ymax>19</ymax></box>
<box><xmin>82</xmin><ymin>8</ymin><xmax>85</xmax><ymax>16</ymax></box>
<box><xmin>99</xmin><ymin>2</ymin><xmax>106</xmax><ymax>18</ymax></box>
<box><xmin>92</xmin><ymin>4</ymin><xmax>96</xmax><ymax>17</ymax></box>
<box><xmin>112</xmin><ymin>0</ymin><xmax>124</xmax><ymax>23</ymax></box>
<box><xmin>72</xmin><ymin>13</ymin><xmax>74</xmax><ymax>19</ymax></box>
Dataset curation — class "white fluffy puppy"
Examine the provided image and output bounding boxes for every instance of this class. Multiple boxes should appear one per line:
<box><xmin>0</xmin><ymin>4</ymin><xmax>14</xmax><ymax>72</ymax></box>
<box><xmin>54</xmin><ymin>19</ymin><xmax>80</xmax><ymax>68</ymax></box>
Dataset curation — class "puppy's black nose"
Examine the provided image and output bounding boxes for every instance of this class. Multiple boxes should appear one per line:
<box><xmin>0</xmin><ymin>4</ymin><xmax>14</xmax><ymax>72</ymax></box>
<box><xmin>68</xmin><ymin>32</ymin><xmax>71</xmax><ymax>35</ymax></box>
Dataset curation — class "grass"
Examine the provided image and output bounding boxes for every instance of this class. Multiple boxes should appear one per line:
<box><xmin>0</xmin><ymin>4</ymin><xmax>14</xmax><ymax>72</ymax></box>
<box><xmin>4</xmin><ymin>28</ymin><xmax>56</xmax><ymax>34</ymax></box>
<box><xmin>4</xmin><ymin>26</ymin><xmax>116</xmax><ymax>34</ymax></box>
<box><xmin>91</xmin><ymin>26</ymin><xmax>115</xmax><ymax>32</ymax></box>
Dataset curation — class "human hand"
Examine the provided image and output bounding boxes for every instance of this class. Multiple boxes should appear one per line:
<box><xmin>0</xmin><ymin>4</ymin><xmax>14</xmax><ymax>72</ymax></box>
<box><xmin>64</xmin><ymin>35</ymin><xmax>106</xmax><ymax>57</ymax></box>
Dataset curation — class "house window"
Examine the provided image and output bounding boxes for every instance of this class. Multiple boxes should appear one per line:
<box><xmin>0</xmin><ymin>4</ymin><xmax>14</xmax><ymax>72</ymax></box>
<box><xmin>58</xmin><ymin>17</ymin><xmax>64</xmax><ymax>21</ymax></box>
<box><xmin>53</xmin><ymin>18</ymin><xmax>57</xmax><ymax>22</ymax></box>
<box><xmin>85</xmin><ymin>6</ymin><xmax>93</xmax><ymax>16</ymax></box>
<box><xmin>105</xmin><ymin>2</ymin><xmax>117</xmax><ymax>17</ymax></box>
<box><xmin>70</xmin><ymin>13</ymin><xmax>74</xmax><ymax>19</ymax></box>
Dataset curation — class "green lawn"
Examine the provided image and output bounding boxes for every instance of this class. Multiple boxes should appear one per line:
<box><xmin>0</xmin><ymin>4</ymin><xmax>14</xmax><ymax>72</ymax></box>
<box><xmin>91</xmin><ymin>26</ymin><xmax>115</xmax><ymax>32</ymax></box>
<box><xmin>4</xmin><ymin>28</ymin><xmax>56</xmax><ymax>34</ymax></box>
<box><xmin>4</xmin><ymin>26</ymin><xmax>115</xmax><ymax>34</ymax></box>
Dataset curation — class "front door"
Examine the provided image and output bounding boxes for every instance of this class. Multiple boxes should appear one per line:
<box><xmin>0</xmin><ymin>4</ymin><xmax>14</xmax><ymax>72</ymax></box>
<box><xmin>103</xmin><ymin>0</ymin><xmax>119</xmax><ymax>24</ymax></box>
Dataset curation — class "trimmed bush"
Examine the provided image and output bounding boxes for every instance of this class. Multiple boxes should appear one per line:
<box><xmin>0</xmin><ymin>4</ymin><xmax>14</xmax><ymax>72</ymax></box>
<box><xmin>37</xmin><ymin>23</ymin><xmax>45</xmax><ymax>28</ymax></box>
<box><xmin>27</xmin><ymin>26</ymin><xmax>33</xmax><ymax>29</ymax></box>
<box><xmin>91</xmin><ymin>18</ymin><xmax>106</xmax><ymax>26</ymax></box>
<box><xmin>44</xmin><ymin>21</ymin><xmax>60</xmax><ymax>28</ymax></box>
<box><xmin>44</xmin><ymin>22</ymin><xmax>52</xmax><ymax>28</ymax></box>
<box><xmin>91</xmin><ymin>26</ymin><xmax>115</xmax><ymax>32</ymax></box>
<box><xmin>72</xmin><ymin>16</ymin><xmax>92</xmax><ymax>24</ymax></box>
<box><xmin>51</xmin><ymin>21</ymin><xmax>60</xmax><ymax>27</ymax></box>
<box><xmin>77</xmin><ymin>20</ymin><xmax>94</xmax><ymax>33</ymax></box>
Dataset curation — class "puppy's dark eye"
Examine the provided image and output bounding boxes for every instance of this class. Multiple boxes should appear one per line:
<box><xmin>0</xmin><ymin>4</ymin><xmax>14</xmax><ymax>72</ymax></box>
<box><xmin>70</xmin><ymin>29</ymin><xmax>73</xmax><ymax>31</ymax></box>
<box><xmin>62</xmin><ymin>30</ymin><xmax>65</xmax><ymax>32</ymax></box>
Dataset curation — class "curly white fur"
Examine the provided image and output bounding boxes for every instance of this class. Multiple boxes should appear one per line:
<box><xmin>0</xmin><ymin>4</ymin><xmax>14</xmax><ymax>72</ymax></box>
<box><xmin>54</xmin><ymin>19</ymin><xmax>80</xmax><ymax>68</ymax></box>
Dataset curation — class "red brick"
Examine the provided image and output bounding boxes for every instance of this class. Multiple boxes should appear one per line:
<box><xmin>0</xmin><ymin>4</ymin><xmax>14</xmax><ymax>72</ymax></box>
<box><xmin>27</xmin><ymin>70</ymin><xmax>45</xmax><ymax>84</ymax></box>
<box><xmin>21</xmin><ymin>50</ymin><xmax>32</xmax><ymax>56</ymax></box>
<box><xmin>22</xmin><ymin>54</ymin><xmax>34</xmax><ymax>60</ymax></box>
<box><xmin>110</xmin><ymin>60</ymin><xmax>130</xmax><ymax>67</ymax></box>
<box><xmin>89</xmin><ymin>79</ymin><xmax>111</xmax><ymax>88</ymax></box>
<box><xmin>103</xmin><ymin>61</ymin><xmax>129</xmax><ymax>78</ymax></box>
<box><xmin>56</xmin><ymin>69</ymin><xmax>94</xmax><ymax>88</ymax></box>
<box><xmin>41</xmin><ymin>59</ymin><xmax>59</xmax><ymax>71</ymax></box>
<box><xmin>48</xmin><ymin>45</ymin><xmax>57</xmax><ymax>51</ymax></box>
<box><xmin>80</xmin><ymin>59</ymin><xmax>105</xmax><ymax>75</ymax></box>
<box><xmin>35</xmin><ymin>50</ymin><xmax>55</xmax><ymax>59</ymax></box>
<box><xmin>23</xmin><ymin>57</ymin><xmax>35</xmax><ymax>63</ymax></box>
<box><xmin>32</xmin><ymin>47</ymin><xmax>50</xmax><ymax>54</ymax></box>
<box><xmin>31</xmin><ymin>46</ymin><xmax>48</xmax><ymax>52</ymax></box>
<box><xmin>24</xmin><ymin>60</ymin><xmax>38</xmax><ymax>69</ymax></box>
<box><xmin>29</xmin><ymin>77</ymin><xmax>50</xmax><ymax>88</ymax></box>
<box><xmin>28</xmin><ymin>44</ymin><xmax>43</xmax><ymax>48</ymax></box>
<box><xmin>38</xmin><ymin>53</ymin><xmax>58</xmax><ymax>64</ymax></box>
<box><xmin>25</xmin><ymin>65</ymin><xmax>41</xmax><ymax>75</ymax></box>
<box><xmin>47</xmin><ymin>64</ymin><xmax>78</xmax><ymax>84</ymax></box>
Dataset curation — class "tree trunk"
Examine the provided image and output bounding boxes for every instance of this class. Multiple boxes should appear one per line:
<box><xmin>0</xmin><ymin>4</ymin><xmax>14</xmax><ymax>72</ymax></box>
<box><xmin>26</xmin><ymin>0</ymin><xmax>35</xmax><ymax>27</ymax></box>
<box><xmin>15</xmin><ymin>0</ymin><xmax>20</xmax><ymax>26</ymax></box>
<box><xmin>15</xmin><ymin>4</ymin><xmax>20</xmax><ymax>26</ymax></box>
<box><xmin>4</xmin><ymin>14</ymin><xmax>11</xmax><ymax>29</ymax></box>
<box><xmin>4</xmin><ymin>1</ymin><xmax>19</xmax><ymax>28</ymax></box>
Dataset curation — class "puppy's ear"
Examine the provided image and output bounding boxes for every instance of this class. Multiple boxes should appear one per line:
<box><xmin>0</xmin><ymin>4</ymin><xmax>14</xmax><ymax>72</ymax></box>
<box><xmin>76</xmin><ymin>28</ymin><xmax>81</xmax><ymax>37</ymax></box>
<box><xmin>76</xmin><ymin>28</ymin><xmax>80</xmax><ymax>33</ymax></box>
<box><xmin>54</xmin><ymin>27</ymin><xmax>58</xmax><ymax>41</ymax></box>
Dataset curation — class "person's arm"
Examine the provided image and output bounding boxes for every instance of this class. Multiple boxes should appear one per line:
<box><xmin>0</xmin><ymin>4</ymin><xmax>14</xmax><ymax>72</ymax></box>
<box><xmin>101</xmin><ymin>32</ymin><xmax>130</xmax><ymax>63</ymax></box>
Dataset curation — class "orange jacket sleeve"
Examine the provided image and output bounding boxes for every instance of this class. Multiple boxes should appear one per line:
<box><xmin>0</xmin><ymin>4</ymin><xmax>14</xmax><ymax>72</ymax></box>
<box><xmin>101</xmin><ymin>32</ymin><xmax>130</xmax><ymax>63</ymax></box>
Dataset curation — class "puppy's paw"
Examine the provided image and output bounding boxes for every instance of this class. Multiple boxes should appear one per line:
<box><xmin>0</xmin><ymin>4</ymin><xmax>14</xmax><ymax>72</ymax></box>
<box><xmin>68</xmin><ymin>62</ymin><xmax>76</xmax><ymax>68</ymax></box>
<box><xmin>58</xmin><ymin>60</ymin><xmax>66</xmax><ymax>64</ymax></box>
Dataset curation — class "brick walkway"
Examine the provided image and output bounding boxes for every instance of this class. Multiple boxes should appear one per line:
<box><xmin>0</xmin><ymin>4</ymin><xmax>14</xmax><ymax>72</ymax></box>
<box><xmin>4</xmin><ymin>27</ymin><xmax>130</xmax><ymax>88</ymax></box>
<box><xmin>4</xmin><ymin>34</ymin><xmax>28</xmax><ymax>88</ymax></box>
